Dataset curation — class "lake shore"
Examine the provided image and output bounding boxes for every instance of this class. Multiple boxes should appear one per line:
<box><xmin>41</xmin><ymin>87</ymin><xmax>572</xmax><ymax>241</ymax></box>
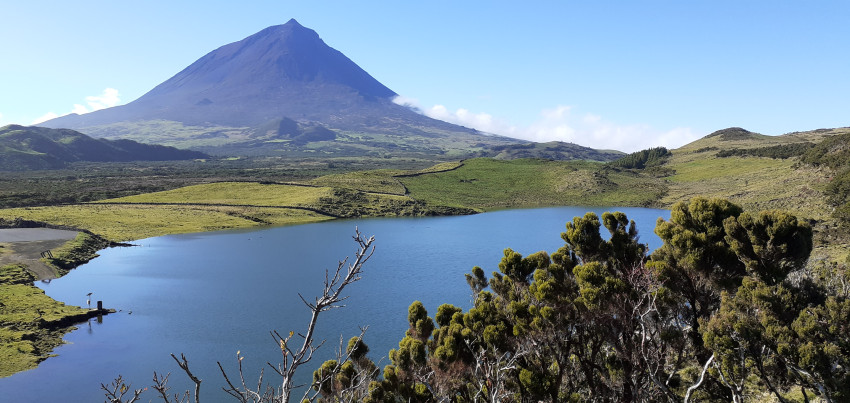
<box><xmin>0</xmin><ymin>228</ymin><xmax>80</xmax><ymax>280</ymax></box>
<box><xmin>0</xmin><ymin>224</ymin><xmax>122</xmax><ymax>377</ymax></box>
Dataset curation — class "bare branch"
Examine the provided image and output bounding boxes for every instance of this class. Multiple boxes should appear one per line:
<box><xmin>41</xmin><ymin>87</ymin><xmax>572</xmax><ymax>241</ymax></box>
<box><xmin>151</xmin><ymin>371</ymin><xmax>172</xmax><ymax>402</ymax></box>
<box><xmin>212</xmin><ymin>229</ymin><xmax>375</xmax><ymax>403</ymax></box>
<box><xmin>101</xmin><ymin>375</ymin><xmax>145</xmax><ymax>403</ymax></box>
<box><xmin>170</xmin><ymin>353</ymin><xmax>202</xmax><ymax>403</ymax></box>
<box><xmin>684</xmin><ymin>353</ymin><xmax>715</xmax><ymax>403</ymax></box>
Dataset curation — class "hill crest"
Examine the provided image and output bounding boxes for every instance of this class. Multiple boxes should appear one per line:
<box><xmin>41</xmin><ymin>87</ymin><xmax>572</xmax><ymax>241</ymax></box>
<box><xmin>0</xmin><ymin>125</ymin><xmax>207</xmax><ymax>171</ymax></box>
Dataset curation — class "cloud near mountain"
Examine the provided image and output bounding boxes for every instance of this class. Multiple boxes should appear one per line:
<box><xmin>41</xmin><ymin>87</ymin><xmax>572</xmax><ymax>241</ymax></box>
<box><xmin>32</xmin><ymin>88</ymin><xmax>122</xmax><ymax>125</ymax></box>
<box><xmin>73</xmin><ymin>88</ymin><xmax>121</xmax><ymax>114</ymax></box>
<box><xmin>395</xmin><ymin>97</ymin><xmax>701</xmax><ymax>152</ymax></box>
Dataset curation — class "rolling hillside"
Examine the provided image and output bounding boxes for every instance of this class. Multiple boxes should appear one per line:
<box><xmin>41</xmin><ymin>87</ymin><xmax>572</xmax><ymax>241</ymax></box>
<box><xmin>0</xmin><ymin>125</ymin><xmax>207</xmax><ymax>171</ymax></box>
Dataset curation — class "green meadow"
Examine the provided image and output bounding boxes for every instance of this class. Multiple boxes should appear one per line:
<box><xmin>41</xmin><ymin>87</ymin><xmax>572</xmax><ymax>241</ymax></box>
<box><xmin>0</xmin><ymin>264</ymin><xmax>89</xmax><ymax>377</ymax></box>
<box><xmin>99</xmin><ymin>182</ymin><xmax>334</xmax><ymax>206</ymax></box>
<box><xmin>399</xmin><ymin>158</ymin><xmax>665</xmax><ymax>210</ymax></box>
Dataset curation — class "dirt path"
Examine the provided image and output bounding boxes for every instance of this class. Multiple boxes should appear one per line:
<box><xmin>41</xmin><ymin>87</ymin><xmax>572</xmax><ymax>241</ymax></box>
<box><xmin>0</xmin><ymin>229</ymin><xmax>79</xmax><ymax>280</ymax></box>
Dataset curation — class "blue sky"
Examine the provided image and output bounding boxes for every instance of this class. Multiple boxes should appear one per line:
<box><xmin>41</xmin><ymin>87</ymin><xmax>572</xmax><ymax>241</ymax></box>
<box><xmin>1</xmin><ymin>1</ymin><xmax>848</xmax><ymax>152</ymax></box>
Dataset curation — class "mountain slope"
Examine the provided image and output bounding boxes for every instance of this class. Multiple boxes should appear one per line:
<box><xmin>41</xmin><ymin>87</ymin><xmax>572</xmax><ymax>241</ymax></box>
<box><xmin>0</xmin><ymin>125</ymin><xmax>207</xmax><ymax>171</ymax></box>
<box><xmin>40</xmin><ymin>19</ymin><xmax>521</xmax><ymax>157</ymax></box>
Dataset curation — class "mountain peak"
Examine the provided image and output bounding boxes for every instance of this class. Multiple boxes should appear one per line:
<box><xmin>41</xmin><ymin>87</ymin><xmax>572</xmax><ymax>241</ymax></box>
<box><xmin>250</xmin><ymin>18</ymin><xmax>318</xmax><ymax>43</ymax></box>
<box><xmin>38</xmin><ymin>21</ymin><xmax>511</xmax><ymax>156</ymax></box>
<box><xmin>129</xmin><ymin>20</ymin><xmax>396</xmax><ymax>116</ymax></box>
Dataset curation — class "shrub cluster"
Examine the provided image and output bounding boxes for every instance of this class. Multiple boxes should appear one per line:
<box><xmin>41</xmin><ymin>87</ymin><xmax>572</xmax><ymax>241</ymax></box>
<box><xmin>799</xmin><ymin>133</ymin><xmax>850</xmax><ymax>224</ymax></box>
<box><xmin>715</xmin><ymin>142</ymin><xmax>814</xmax><ymax>159</ymax></box>
<box><xmin>607</xmin><ymin>147</ymin><xmax>670</xmax><ymax>169</ymax></box>
<box><xmin>312</xmin><ymin>198</ymin><xmax>848</xmax><ymax>402</ymax></box>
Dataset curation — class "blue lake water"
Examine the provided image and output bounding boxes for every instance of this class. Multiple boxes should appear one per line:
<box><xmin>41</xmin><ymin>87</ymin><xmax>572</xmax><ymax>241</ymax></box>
<box><xmin>0</xmin><ymin>206</ymin><xmax>669</xmax><ymax>401</ymax></box>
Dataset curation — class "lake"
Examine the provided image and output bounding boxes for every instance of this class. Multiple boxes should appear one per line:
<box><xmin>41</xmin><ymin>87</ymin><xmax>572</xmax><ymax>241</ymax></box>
<box><xmin>0</xmin><ymin>206</ymin><xmax>669</xmax><ymax>401</ymax></box>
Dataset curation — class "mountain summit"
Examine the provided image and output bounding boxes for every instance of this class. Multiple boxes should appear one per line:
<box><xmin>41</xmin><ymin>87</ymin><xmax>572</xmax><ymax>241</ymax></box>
<box><xmin>41</xmin><ymin>20</ymin><xmax>519</xmax><ymax>156</ymax></box>
<box><xmin>128</xmin><ymin>19</ymin><xmax>398</xmax><ymax>126</ymax></box>
<box><xmin>147</xmin><ymin>19</ymin><xmax>396</xmax><ymax>101</ymax></box>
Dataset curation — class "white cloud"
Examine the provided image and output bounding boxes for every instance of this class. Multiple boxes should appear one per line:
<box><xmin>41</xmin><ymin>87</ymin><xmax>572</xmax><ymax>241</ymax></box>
<box><xmin>72</xmin><ymin>104</ymin><xmax>89</xmax><ymax>115</ymax></box>
<box><xmin>30</xmin><ymin>88</ymin><xmax>121</xmax><ymax>126</ymax></box>
<box><xmin>392</xmin><ymin>95</ymin><xmax>420</xmax><ymax>109</ymax></box>
<box><xmin>84</xmin><ymin>88</ymin><xmax>120</xmax><ymax>111</ymax></box>
<box><xmin>31</xmin><ymin>112</ymin><xmax>59</xmax><ymax>125</ymax></box>
<box><xmin>396</xmin><ymin>96</ymin><xmax>701</xmax><ymax>152</ymax></box>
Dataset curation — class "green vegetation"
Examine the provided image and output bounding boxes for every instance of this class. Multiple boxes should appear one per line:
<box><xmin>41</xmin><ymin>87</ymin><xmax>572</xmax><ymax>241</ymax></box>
<box><xmin>795</xmin><ymin>132</ymin><xmax>850</xmax><ymax>229</ymax></box>
<box><xmin>0</xmin><ymin>158</ymin><xmax>670</xmax><ymax>242</ymax></box>
<box><xmin>0</xmin><ymin>264</ymin><xmax>91</xmax><ymax>377</ymax></box>
<box><xmin>715</xmin><ymin>142</ymin><xmax>814</xmax><ymax>159</ymax></box>
<box><xmin>408</xmin><ymin>160</ymin><xmax>464</xmax><ymax>174</ymax></box>
<box><xmin>0</xmin><ymin>204</ymin><xmax>331</xmax><ymax>242</ymax></box>
<box><xmin>399</xmin><ymin>158</ymin><xmax>666</xmax><ymax>210</ymax></box>
<box><xmin>661</xmin><ymin>147</ymin><xmax>831</xmax><ymax>222</ymax></box>
<box><xmin>485</xmin><ymin>141</ymin><xmax>623</xmax><ymax>161</ymax></box>
<box><xmin>0</xmin><ymin>264</ymin><xmax>34</xmax><ymax>285</ymax></box>
<box><xmin>658</xmin><ymin>129</ymin><xmax>850</xmax><ymax>262</ymax></box>
<box><xmin>306</xmin><ymin>198</ymin><xmax>848</xmax><ymax>402</ymax></box>
<box><xmin>101</xmin><ymin>182</ymin><xmax>334</xmax><ymax>206</ymax></box>
<box><xmin>0</xmin><ymin>157</ymin><xmax>438</xmax><ymax>208</ymax></box>
<box><xmin>799</xmin><ymin>131</ymin><xmax>850</xmax><ymax>169</ymax></box>
<box><xmin>310</xmin><ymin>170</ymin><xmax>408</xmax><ymax>195</ymax></box>
<box><xmin>0</xmin><ymin>180</ymin><xmax>476</xmax><ymax>241</ymax></box>
<box><xmin>313</xmin><ymin>188</ymin><xmax>475</xmax><ymax>218</ymax></box>
<box><xmin>704</xmin><ymin>127</ymin><xmax>769</xmax><ymax>141</ymax></box>
<box><xmin>42</xmin><ymin>232</ymin><xmax>113</xmax><ymax>276</ymax></box>
<box><xmin>607</xmin><ymin>146</ymin><xmax>671</xmax><ymax>169</ymax></box>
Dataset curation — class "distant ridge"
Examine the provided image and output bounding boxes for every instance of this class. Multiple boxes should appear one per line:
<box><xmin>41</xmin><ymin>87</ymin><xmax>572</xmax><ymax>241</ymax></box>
<box><xmin>0</xmin><ymin>125</ymin><xmax>207</xmax><ymax>171</ymax></box>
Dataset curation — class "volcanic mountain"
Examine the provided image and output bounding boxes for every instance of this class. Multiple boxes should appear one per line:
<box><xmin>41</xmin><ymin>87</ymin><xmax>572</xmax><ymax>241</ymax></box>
<box><xmin>41</xmin><ymin>19</ymin><xmax>522</xmax><ymax>157</ymax></box>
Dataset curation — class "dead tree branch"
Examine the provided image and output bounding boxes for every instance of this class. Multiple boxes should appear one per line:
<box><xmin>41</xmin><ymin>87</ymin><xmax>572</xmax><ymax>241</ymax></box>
<box><xmin>218</xmin><ymin>228</ymin><xmax>375</xmax><ymax>403</ymax></box>
<box><xmin>102</xmin><ymin>375</ymin><xmax>145</xmax><ymax>403</ymax></box>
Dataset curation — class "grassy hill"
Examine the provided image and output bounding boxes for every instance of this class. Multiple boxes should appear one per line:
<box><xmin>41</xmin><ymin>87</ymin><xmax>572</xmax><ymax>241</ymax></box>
<box><xmin>653</xmin><ymin>127</ymin><xmax>850</xmax><ymax>260</ymax></box>
<box><xmin>481</xmin><ymin>141</ymin><xmax>623</xmax><ymax>161</ymax></box>
<box><xmin>0</xmin><ymin>125</ymin><xmax>207</xmax><ymax>170</ymax></box>
<box><xmin>399</xmin><ymin>158</ymin><xmax>663</xmax><ymax>209</ymax></box>
<box><xmin>658</xmin><ymin>127</ymin><xmax>843</xmax><ymax>218</ymax></box>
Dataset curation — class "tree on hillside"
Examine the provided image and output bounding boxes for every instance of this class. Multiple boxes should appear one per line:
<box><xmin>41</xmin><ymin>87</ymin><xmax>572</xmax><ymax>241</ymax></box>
<box><xmin>607</xmin><ymin>147</ymin><xmax>671</xmax><ymax>169</ymax></box>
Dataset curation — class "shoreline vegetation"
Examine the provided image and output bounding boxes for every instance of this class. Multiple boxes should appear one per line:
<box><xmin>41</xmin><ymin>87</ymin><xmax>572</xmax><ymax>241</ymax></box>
<box><xmin>0</xmin><ymin>224</ymin><xmax>119</xmax><ymax>377</ymax></box>
<box><xmin>1</xmin><ymin>126</ymin><xmax>849</xmax><ymax>380</ymax></box>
